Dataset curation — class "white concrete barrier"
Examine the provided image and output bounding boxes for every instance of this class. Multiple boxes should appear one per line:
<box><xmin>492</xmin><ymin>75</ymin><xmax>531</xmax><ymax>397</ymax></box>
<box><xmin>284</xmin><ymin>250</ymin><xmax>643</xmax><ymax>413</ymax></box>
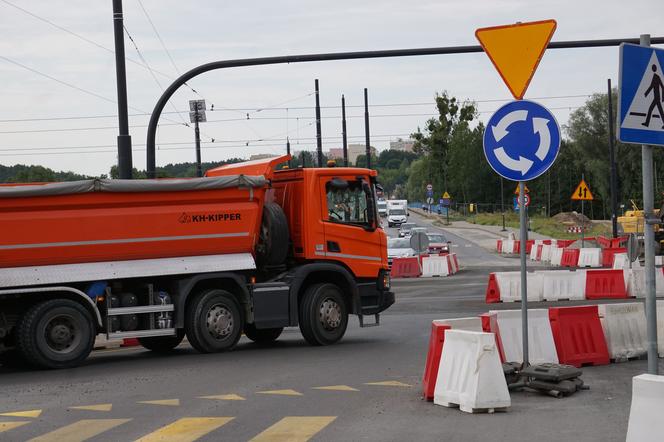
<box><xmin>657</xmin><ymin>301</ymin><xmax>664</xmax><ymax>358</ymax></box>
<box><xmin>598</xmin><ymin>303</ymin><xmax>647</xmax><ymax>360</ymax></box>
<box><xmin>422</xmin><ymin>255</ymin><xmax>450</xmax><ymax>277</ymax></box>
<box><xmin>494</xmin><ymin>272</ymin><xmax>544</xmax><ymax>302</ymax></box>
<box><xmin>540</xmin><ymin>244</ymin><xmax>552</xmax><ymax>263</ymax></box>
<box><xmin>549</xmin><ymin>247</ymin><xmax>564</xmax><ymax>267</ymax></box>
<box><xmin>489</xmin><ymin>309</ymin><xmax>559</xmax><ymax>364</ymax></box>
<box><xmin>503</xmin><ymin>239</ymin><xmax>515</xmax><ymax>255</ymax></box>
<box><xmin>434</xmin><ymin>330</ymin><xmax>510</xmax><ymax>413</ymax></box>
<box><xmin>433</xmin><ymin>317</ymin><xmax>483</xmax><ymax>332</ymax></box>
<box><xmin>622</xmin><ymin>268</ymin><xmax>664</xmax><ymax>298</ymax></box>
<box><xmin>626</xmin><ymin>374</ymin><xmax>664</xmax><ymax>442</ymax></box>
<box><xmin>540</xmin><ymin>270</ymin><xmax>586</xmax><ymax>301</ymax></box>
<box><xmin>578</xmin><ymin>248</ymin><xmax>602</xmax><ymax>267</ymax></box>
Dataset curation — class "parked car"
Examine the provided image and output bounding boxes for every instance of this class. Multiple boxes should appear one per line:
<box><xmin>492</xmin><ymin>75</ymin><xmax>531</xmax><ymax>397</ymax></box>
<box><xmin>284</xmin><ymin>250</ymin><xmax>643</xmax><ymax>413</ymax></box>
<box><xmin>426</xmin><ymin>232</ymin><xmax>451</xmax><ymax>254</ymax></box>
<box><xmin>398</xmin><ymin>222</ymin><xmax>416</xmax><ymax>238</ymax></box>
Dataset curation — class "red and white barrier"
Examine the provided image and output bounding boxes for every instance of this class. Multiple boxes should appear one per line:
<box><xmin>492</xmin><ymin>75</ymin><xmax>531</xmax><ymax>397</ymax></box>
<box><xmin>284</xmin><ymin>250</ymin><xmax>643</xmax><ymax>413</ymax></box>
<box><xmin>550</xmin><ymin>247</ymin><xmax>564</xmax><ymax>267</ymax></box>
<box><xmin>541</xmin><ymin>270</ymin><xmax>586</xmax><ymax>301</ymax></box>
<box><xmin>421</xmin><ymin>255</ymin><xmax>450</xmax><ymax>277</ymax></box>
<box><xmin>578</xmin><ymin>248</ymin><xmax>602</xmax><ymax>267</ymax></box>
<box><xmin>598</xmin><ymin>303</ymin><xmax>647</xmax><ymax>361</ymax></box>
<box><xmin>489</xmin><ymin>309</ymin><xmax>559</xmax><ymax>364</ymax></box>
<box><xmin>494</xmin><ymin>271</ymin><xmax>543</xmax><ymax>302</ymax></box>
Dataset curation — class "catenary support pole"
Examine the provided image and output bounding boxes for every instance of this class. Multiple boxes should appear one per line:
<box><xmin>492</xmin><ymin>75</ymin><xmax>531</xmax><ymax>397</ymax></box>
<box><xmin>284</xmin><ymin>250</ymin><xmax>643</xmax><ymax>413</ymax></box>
<box><xmin>315</xmin><ymin>79</ymin><xmax>323</xmax><ymax>167</ymax></box>
<box><xmin>608</xmin><ymin>78</ymin><xmax>619</xmax><ymax>238</ymax></box>
<box><xmin>112</xmin><ymin>0</ymin><xmax>133</xmax><ymax>179</ymax></box>
<box><xmin>286</xmin><ymin>137</ymin><xmax>291</xmax><ymax>167</ymax></box>
<box><xmin>519</xmin><ymin>181</ymin><xmax>529</xmax><ymax>368</ymax></box>
<box><xmin>364</xmin><ymin>88</ymin><xmax>371</xmax><ymax>169</ymax></box>
<box><xmin>641</xmin><ymin>34</ymin><xmax>658</xmax><ymax>375</ymax></box>
<box><xmin>194</xmin><ymin>107</ymin><xmax>202</xmax><ymax>177</ymax></box>
<box><xmin>341</xmin><ymin>95</ymin><xmax>348</xmax><ymax>166</ymax></box>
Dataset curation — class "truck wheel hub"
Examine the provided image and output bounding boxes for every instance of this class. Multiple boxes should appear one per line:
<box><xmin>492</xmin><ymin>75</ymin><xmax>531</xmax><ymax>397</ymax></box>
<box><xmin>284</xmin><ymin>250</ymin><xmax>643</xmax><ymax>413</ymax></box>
<box><xmin>46</xmin><ymin>317</ymin><xmax>76</xmax><ymax>351</ymax></box>
<box><xmin>207</xmin><ymin>305</ymin><xmax>233</xmax><ymax>339</ymax></box>
<box><xmin>319</xmin><ymin>299</ymin><xmax>341</xmax><ymax>330</ymax></box>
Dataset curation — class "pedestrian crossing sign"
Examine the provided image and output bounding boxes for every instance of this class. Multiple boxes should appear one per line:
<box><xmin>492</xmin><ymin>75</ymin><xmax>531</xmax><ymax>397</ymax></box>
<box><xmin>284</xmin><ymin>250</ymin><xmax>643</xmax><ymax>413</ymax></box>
<box><xmin>618</xmin><ymin>43</ymin><xmax>664</xmax><ymax>146</ymax></box>
<box><xmin>571</xmin><ymin>179</ymin><xmax>593</xmax><ymax>201</ymax></box>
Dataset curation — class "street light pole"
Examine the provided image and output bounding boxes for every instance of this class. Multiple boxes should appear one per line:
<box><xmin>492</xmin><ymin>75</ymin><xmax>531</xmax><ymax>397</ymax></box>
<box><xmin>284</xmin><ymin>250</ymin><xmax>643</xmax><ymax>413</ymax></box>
<box><xmin>315</xmin><ymin>79</ymin><xmax>323</xmax><ymax>167</ymax></box>
<box><xmin>364</xmin><ymin>88</ymin><xmax>371</xmax><ymax>169</ymax></box>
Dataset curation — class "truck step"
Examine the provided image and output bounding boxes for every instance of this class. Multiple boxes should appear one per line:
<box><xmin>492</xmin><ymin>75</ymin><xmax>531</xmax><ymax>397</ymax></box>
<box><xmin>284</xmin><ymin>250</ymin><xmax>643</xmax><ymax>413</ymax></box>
<box><xmin>107</xmin><ymin>305</ymin><xmax>174</xmax><ymax>316</ymax></box>
<box><xmin>358</xmin><ymin>313</ymin><xmax>380</xmax><ymax>328</ymax></box>
<box><xmin>106</xmin><ymin>328</ymin><xmax>176</xmax><ymax>340</ymax></box>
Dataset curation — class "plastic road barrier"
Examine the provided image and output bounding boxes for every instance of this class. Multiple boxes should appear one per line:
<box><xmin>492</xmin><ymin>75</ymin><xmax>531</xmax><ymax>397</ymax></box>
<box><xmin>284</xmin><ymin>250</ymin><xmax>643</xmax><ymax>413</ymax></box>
<box><xmin>550</xmin><ymin>247</ymin><xmax>564</xmax><ymax>267</ymax></box>
<box><xmin>602</xmin><ymin>247</ymin><xmax>627</xmax><ymax>268</ymax></box>
<box><xmin>548</xmin><ymin>305</ymin><xmax>610</xmax><ymax>367</ymax></box>
<box><xmin>422</xmin><ymin>318</ymin><xmax>483</xmax><ymax>401</ymax></box>
<box><xmin>624</xmin><ymin>269</ymin><xmax>645</xmax><ymax>298</ymax></box>
<box><xmin>540</xmin><ymin>244</ymin><xmax>552</xmax><ymax>263</ymax></box>
<box><xmin>489</xmin><ymin>309</ymin><xmax>559</xmax><ymax>364</ymax></box>
<box><xmin>535</xmin><ymin>245</ymin><xmax>543</xmax><ymax>261</ymax></box>
<box><xmin>557</xmin><ymin>240</ymin><xmax>575</xmax><ymax>248</ymax></box>
<box><xmin>525</xmin><ymin>240</ymin><xmax>535</xmax><ymax>254</ymax></box>
<box><xmin>598</xmin><ymin>303</ymin><xmax>647</xmax><ymax>360</ymax></box>
<box><xmin>433</xmin><ymin>330</ymin><xmax>510</xmax><ymax>413</ymax></box>
<box><xmin>503</xmin><ymin>239</ymin><xmax>515</xmax><ymax>255</ymax></box>
<box><xmin>494</xmin><ymin>271</ymin><xmax>543</xmax><ymax>302</ymax></box>
<box><xmin>657</xmin><ymin>301</ymin><xmax>664</xmax><ymax>358</ymax></box>
<box><xmin>585</xmin><ymin>269</ymin><xmax>627</xmax><ymax>300</ymax></box>
<box><xmin>529</xmin><ymin>240</ymin><xmax>542</xmax><ymax>260</ymax></box>
<box><xmin>577</xmin><ymin>248</ymin><xmax>602</xmax><ymax>267</ymax></box>
<box><xmin>626</xmin><ymin>374</ymin><xmax>664</xmax><ymax>442</ymax></box>
<box><xmin>421</xmin><ymin>255</ymin><xmax>450</xmax><ymax>277</ymax></box>
<box><xmin>496</xmin><ymin>239</ymin><xmax>503</xmax><ymax>253</ymax></box>
<box><xmin>561</xmin><ymin>249</ymin><xmax>581</xmax><ymax>267</ymax></box>
<box><xmin>613</xmin><ymin>253</ymin><xmax>630</xmax><ymax>269</ymax></box>
<box><xmin>390</xmin><ymin>256</ymin><xmax>421</xmax><ymax>278</ymax></box>
<box><xmin>448</xmin><ymin>254</ymin><xmax>459</xmax><ymax>274</ymax></box>
<box><xmin>485</xmin><ymin>273</ymin><xmax>501</xmax><ymax>303</ymax></box>
<box><xmin>541</xmin><ymin>270</ymin><xmax>586</xmax><ymax>301</ymax></box>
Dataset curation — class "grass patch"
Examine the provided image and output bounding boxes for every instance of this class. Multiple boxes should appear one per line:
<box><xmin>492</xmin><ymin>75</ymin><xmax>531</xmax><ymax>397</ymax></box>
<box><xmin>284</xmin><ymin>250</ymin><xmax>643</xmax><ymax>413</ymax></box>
<box><xmin>470</xmin><ymin>213</ymin><xmax>611</xmax><ymax>239</ymax></box>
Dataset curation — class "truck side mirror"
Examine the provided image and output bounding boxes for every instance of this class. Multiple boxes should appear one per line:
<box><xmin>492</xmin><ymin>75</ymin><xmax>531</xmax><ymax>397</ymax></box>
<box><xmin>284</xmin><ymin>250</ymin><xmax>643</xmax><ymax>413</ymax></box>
<box><xmin>362</xmin><ymin>181</ymin><xmax>377</xmax><ymax>231</ymax></box>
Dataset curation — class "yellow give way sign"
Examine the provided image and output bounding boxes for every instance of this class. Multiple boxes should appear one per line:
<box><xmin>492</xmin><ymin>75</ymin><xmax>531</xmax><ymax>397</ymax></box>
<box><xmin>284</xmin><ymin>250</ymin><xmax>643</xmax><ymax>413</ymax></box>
<box><xmin>571</xmin><ymin>179</ymin><xmax>594</xmax><ymax>201</ymax></box>
<box><xmin>475</xmin><ymin>20</ymin><xmax>557</xmax><ymax>100</ymax></box>
<box><xmin>442</xmin><ymin>191</ymin><xmax>451</xmax><ymax>199</ymax></box>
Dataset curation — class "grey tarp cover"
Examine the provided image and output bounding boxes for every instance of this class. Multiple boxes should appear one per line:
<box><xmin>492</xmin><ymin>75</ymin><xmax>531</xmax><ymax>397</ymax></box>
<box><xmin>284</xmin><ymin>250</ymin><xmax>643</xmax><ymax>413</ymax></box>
<box><xmin>0</xmin><ymin>175</ymin><xmax>267</xmax><ymax>198</ymax></box>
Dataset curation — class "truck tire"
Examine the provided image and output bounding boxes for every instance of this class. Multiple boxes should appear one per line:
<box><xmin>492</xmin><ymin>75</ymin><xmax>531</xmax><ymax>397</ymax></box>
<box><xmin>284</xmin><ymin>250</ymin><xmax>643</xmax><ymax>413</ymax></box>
<box><xmin>256</xmin><ymin>202</ymin><xmax>289</xmax><ymax>266</ymax></box>
<box><xmin>16</xmin><ymin>299</ymin><xmax>95</xmax><ymax>369</ymax></box>
<box><xmin>244</xmin><ymin>323</ymin><xmax>283</xmax><ymax>344</ymax></box>
<box><xmin>138</xmin><ymin>330</ymin><xmax>185</xmax><ymax>353</ymax></box>
<box><xmin>299</xmin><ymin>283</ymin><xmax>348</xmax><ymax>346</ymax></box>
<box><xmin>185</xmin><ymin>289</ymin><xmax>243</xmax><ymax>353</ymax></box>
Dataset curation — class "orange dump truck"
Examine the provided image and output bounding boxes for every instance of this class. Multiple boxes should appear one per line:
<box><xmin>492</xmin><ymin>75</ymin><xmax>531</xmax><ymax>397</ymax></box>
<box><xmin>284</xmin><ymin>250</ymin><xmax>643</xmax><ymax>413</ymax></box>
<box><xmin>0</xmin><ymin>155</ymin><xmax>393</xmax><ymax>368</ymax></box>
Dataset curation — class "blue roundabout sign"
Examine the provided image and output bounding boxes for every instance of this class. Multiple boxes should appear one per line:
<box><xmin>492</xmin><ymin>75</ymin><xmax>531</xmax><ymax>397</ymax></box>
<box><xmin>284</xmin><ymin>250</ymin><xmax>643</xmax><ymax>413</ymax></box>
<box><xmin>483</xmin><ymin>100</ymin><xmax>561</xmax><ymax>181</ymax></box>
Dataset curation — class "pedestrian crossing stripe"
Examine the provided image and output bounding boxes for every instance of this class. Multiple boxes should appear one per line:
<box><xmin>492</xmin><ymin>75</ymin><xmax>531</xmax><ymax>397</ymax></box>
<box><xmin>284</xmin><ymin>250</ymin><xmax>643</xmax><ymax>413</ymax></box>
<box><xmin>199</xmin><ymin>394</ymin><xmax>246</xmax><ymax>401</ymax></box>
<box><xmin>256</xmin><ymin>389</ymin><xmax>303</xmax><ymax>396</ymax></box>
<box><xmin>69</xmin><ymin>404</ymin><xmax>113</xmax><ymax>412</ymax></box>
<box><xmin>27</xmin><ymin>418</ymin><xmax>131</xmax><ymax>442</ymax></box>
<box><xmin>0</xmin><ymin>409</ymin><xmax>42</xmax><ymax>418</ymax></box>
<box><xmin>0</xmin><ymin>422</ymin><xmax>30</xmax><ymax>433</ymax></box>
<box><xmin>364</xmin><ymin>380</ymin><xmax>412</xmax><ymax>387</ymax></box>
<box><xmin>135</xmin><ymin>417</ymin><xmax>234</xmax><ymax>442</ymax></box>
<box><xmin>312</xmin><ymin>385</ymin><xmax>359</xmax><ymax>391</ymax></box>
<box><xmin>249</xmin><ymin>416</ymin><xmax>337</xmax><ymax>442</ymax></box>
<box><xmin>137</xmin><ymin>399</ymin><xmax>180</xmax><ymax>406</ymax></box>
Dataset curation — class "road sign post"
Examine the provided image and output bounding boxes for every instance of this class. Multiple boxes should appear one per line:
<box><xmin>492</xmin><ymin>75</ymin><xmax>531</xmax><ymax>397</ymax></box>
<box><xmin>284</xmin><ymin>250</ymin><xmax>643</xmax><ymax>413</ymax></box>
<box><xmin>477</xmin><ymin>20</ymin><xmax>558</xmax><ymax>369</ymax></box>
<box><xmin>618</xmin><ymin>34</ymin><xmax>660</xmax><ymax>374</ymax></box>
<box><xmin>189</xmin><ymin>99</ymin><xmax>207</xmax><ymax>177</ymax></box>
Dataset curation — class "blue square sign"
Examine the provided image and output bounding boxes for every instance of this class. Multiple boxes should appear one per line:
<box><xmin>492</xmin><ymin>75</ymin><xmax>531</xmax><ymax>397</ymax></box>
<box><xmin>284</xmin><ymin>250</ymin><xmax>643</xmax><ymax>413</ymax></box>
<box><xmin>618</xmin><ymin>43</ymin><xmax>664</xmax><ymax>146</ymax></box>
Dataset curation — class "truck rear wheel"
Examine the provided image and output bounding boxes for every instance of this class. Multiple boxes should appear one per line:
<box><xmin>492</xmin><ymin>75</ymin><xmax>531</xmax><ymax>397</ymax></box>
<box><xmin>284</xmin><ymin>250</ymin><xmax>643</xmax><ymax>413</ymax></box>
<box><xmin>185</xmin><ymin>289</ymin><xmax>243</xmax><ymax>353</ymax></box>
<box><xmin>244</xmin><ymin>323</ymin><xmax>283</xmax><ymax>344</ymax></box>
<box><xmin>138</xmin><ymin>330</ymin><xmax>185</xmax><ymax>353</ymax></box>
<box><xmin>16</xmin><ymin>299</ymin><xmax>95</xmax><ymax>369</ymax></box>
<box><xmin>299</xmin><ymin>283</ymin><xmax>348</xmax><ymax>346</ymax></box>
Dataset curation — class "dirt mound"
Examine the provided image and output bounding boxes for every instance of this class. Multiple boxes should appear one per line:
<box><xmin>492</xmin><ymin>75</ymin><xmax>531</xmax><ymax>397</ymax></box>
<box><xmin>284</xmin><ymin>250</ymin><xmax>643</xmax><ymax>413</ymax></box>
<box><xmin>552</xmin><ymin>211</ymin><xmax>592</xmax><ymax>227</ymax></box>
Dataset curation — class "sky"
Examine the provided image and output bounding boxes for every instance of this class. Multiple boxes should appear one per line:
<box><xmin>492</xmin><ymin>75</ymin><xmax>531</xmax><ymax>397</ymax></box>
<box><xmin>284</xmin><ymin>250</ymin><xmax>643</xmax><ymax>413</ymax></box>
<box><xmin>0</xmin><ymin>0</ymin><xmax>662</xmax><ymax>176</ymax></box>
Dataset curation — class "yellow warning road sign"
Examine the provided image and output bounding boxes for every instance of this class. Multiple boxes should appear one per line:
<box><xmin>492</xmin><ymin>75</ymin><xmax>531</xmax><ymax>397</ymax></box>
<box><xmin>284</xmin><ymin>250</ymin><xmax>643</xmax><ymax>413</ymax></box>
<box><xmin>475</xmin><ymin>19</ymin><xmax>557</xmax><ymax>100</ymax></box>
<box><xmin>571</xmin><ymin>179</ymin><xmax>594</xmax><ymax>201</ymax></box>
<box><xmin>514</xmin><ymin>184</ymin><xmax>530</xmax><ymax>194</ymax></box>
<box><xmin>442</xmin><ymin>191</ymin><xmax>451</xmax><ymax>199</ymax></box>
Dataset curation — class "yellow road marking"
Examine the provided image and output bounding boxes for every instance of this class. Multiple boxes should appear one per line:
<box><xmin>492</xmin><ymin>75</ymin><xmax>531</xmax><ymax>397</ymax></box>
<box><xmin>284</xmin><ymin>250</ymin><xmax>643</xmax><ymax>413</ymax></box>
<box><xmin>0</xmin><ymin>421</ymin><xmax>30</xmax><ymax>433</ymax></box>
<box><xmin>137</xmin><ymin>399</ymin><xmax>180</xmax><ymax>406</ymax></box>
<box><xmin>312</xmin><ymin>385</ymin><xmax>358</xmax><ymax>392</ymax></box>
<box><xmin>256</xmin><ymin>389</ymin><xmax>303</xmax><ymax>396</ymax></box>
<box><xmin>135</xmin><ymin>417</ymin><xmax>233</xmax><ymax>442</ymax></box>
<box><xmin>28</xmin><ymin>418</ymin><xmax>130</xmax><ymax>442</ymax></box>
<box><xmin>199</xmin><ymin>394</ymin><xmax>246</xmax><ymax>401</ymax></box>
<box><xmin>69</xmin><ymin>404</ymin><xmax>113</xmax><ymax>412</ymax></box>
<box><xmin>249</xmin><ymin>416</ymin><xmax>336</xmax><ymax>442</ymax></box>
<box><xmin>364</xmin><ymin>380</ymin><xmax>412</xmax><ymax>387</ymax></box>
<box><xmin>0</xmin><ymin>409</ymin><xmax>42</xmax><ymax>418</ymax></box>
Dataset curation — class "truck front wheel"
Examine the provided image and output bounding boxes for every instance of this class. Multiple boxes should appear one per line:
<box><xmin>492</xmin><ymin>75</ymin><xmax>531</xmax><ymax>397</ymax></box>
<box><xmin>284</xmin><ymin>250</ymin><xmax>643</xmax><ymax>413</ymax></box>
<box><xmin>17</xmin><ymin>299</ymin><xmax>95</xmax><ymax>369</ymax></box>
<box><xmin>185</xmin><ymin>289</ymin><xmax>243</xmax><ymax>353</ymax></box>
<box><xmin>299</xmin><ymin>283</ymin><xmax>348</xmax><ymax>346</ymax></box>
<box><xmin>138</xmin><ymin>330</ymin><xmax>185</xmax><ymax>353</ymax></box>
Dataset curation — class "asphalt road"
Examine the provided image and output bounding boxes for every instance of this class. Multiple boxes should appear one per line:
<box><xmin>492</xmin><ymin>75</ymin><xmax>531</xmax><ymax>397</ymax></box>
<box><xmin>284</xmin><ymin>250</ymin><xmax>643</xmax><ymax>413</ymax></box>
<box><xmin>0</xmin><ymin>215</ymin><xmax>657</xmax><ymax>441</ymax></box>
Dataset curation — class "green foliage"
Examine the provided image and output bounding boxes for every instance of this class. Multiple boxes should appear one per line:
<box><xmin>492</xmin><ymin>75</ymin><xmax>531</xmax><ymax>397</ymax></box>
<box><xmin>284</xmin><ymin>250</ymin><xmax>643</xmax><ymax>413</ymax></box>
<box><xmin>0</xmin><ymin>164</ymin><xmax>92</xmax><ymax>183</ymax></box>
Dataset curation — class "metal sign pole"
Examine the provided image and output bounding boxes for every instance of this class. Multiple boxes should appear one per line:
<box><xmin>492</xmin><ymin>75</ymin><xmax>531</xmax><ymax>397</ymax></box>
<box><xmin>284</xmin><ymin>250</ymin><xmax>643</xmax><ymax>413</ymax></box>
<box><xmin>519</xmin><ymin>181</ymin><xmax>529</xmax><ymax>367</ymax></box>
<box><xmin>640</xmin><ymin>33</ymin><xmax>658</xmax><ymax>375</ymax></box>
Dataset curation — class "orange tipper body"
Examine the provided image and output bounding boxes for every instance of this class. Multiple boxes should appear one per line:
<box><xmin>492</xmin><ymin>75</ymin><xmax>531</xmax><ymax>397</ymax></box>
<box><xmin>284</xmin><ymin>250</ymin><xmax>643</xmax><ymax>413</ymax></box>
<box><xmin>0</xmin><ymin>154</ymin><xmax>394</xmax><ymax>369</ymax></box>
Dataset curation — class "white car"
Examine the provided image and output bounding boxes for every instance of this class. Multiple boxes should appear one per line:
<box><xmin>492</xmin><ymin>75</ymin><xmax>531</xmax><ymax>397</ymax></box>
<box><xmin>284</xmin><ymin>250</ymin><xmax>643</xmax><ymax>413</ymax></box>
<box><xmin>398</xmin><ymin>222</ymin><xmax>416</xmax><ymax>238</ymax></box>
<box><xmin>387</xmin><ymin>237</ymin><xmax>416</xmax><ymax>268</ymax></box>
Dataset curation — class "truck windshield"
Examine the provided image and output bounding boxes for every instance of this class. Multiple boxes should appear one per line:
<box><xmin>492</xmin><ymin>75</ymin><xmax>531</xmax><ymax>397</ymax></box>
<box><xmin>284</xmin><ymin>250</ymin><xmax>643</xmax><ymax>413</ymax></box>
<box><xmin>326</xmin><ymin>180</ymin><xmax>369</xmax><ymax>226</ymax></box>
<box><xmin>389</xmin><ymin>209</ymin><xmax>406</xmax><ymax>216</ymax></box>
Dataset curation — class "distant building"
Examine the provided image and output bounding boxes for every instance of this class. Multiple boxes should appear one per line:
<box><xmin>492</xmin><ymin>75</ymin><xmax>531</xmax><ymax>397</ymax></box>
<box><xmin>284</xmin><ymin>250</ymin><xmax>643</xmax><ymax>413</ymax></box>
<box><xmin>325</xmin><ymin>145</ymin><xmax>375</xmax><ymax>164</ymax></box>
<box><xmin>390</xmin><ymin>139</ymin><xmax>415</xmax><ymax>152</ymax></box>
<box><xmin>327</xmin><ymin>148</ymin><xmax>344</xmax><ymax>159</ymax></box>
